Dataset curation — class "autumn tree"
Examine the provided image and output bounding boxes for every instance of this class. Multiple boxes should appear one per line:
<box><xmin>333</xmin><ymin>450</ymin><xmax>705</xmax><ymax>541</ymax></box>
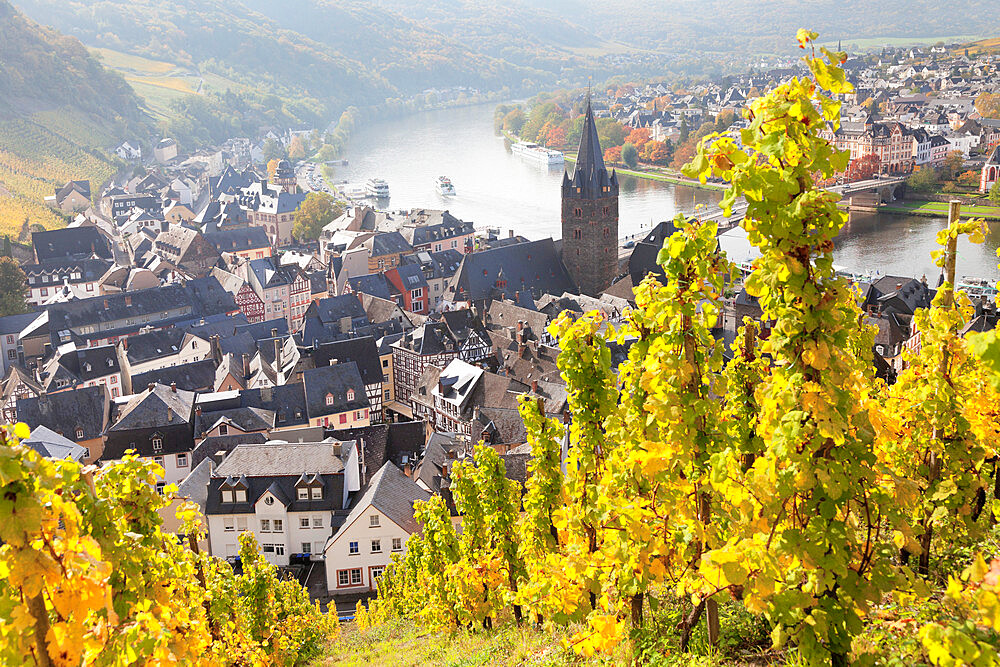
<box><xmin>846</xmin><ymin>153</ymin><xmax>881</xmax><ymax>181</ymax></box>
<box><xmin>942</xmin><ymin>150</ymin><xmax>965</xmax><ymax>179</ymax></box>
<box><xmin>266</xmin><ymin>158</ymin><xmax>280</xmax><ymax>179</ymax></box>
<box><xmin>288</xmin><ymin>135</ymin><xmax>307</xmax><ymax>160</ymax></box>
<box><xmin>603</xmin><ymin>146</ymin><xmax>622</xmax><ymax>164</ymax></box>
<box><xmin>990</xmin><ymin>180</ymin><xmax>1000</xmax><ymax>204</ymax></box>
<box><xmin>292</xmin><ymin>191</ymin><xmax>342</xmax><ymax>241</ymax></box>
<box><xmin>625</xmin><ymin>127</ymin><xmax>651</xmax><ymax>150</ymax></box>
<box><xmin>908</xmin><ymin>164</ymin><xmax>939</xmax><ymax>192</ymax></box>
<box><xmin>0</xmin><ymin>257</ymin><xmax>29</xmax><ymax>315</ymax></box>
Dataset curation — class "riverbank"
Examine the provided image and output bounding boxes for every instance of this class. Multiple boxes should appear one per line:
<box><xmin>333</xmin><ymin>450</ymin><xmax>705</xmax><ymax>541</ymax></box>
<box><xmin>878</xmin><ymin>199</ymin><xmax>1000</xmax><ymax>220</ymax></box>
<box><xmin>563</xmin><ymin>153</ymin><xmax>727</xmax><ymax>191</ymax></box>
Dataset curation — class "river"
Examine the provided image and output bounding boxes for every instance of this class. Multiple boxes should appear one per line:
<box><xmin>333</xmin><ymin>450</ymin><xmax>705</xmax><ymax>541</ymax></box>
<box><xmin>337</xmin><ymin>103</ymin><xmax>1000</xmax><ymax>280</ymax></box>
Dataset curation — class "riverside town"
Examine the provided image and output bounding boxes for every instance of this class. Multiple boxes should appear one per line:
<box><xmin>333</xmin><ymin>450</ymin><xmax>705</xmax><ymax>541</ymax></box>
<box><xmin>4</xmin><ymin>2</ymin><xmax>1000</xmax><ymax>665</ymax></box>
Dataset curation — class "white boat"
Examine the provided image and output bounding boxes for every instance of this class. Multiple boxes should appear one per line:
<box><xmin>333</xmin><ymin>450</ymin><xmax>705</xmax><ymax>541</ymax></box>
<box><xmin>957</xmin><ymin>276</ymin><xmax>998</xmax><ymax>300</ymax></box>
<box><xmin>511</xmin><ymin>141</ymin><xmax>564</xmax><ymax>165</ymax></box>
<box><xmin>435</xmin><ymin>176</ymin><xmax>456</xmax><ymax>196</ymax></box>
<box><xmin>365</xmin><ymin>177</ymin><xmax>390</xmax><ymax>198</ymax></box>
<box><xmin>341</xmin><ymin>183</ymin><xmax>368</xmax><ymax>200</ymax></box>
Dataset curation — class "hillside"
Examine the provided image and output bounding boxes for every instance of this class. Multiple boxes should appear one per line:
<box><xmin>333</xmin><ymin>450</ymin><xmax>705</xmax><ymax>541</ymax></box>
<box><xmin>0</xmin><ymin>0</ymin><xmax>150</xmax><ymax>236</ymax></box>
<box><xmin>521</xmin><ymin>0</ymin><xmax>1000</xmax><ymax>53</ymax></box>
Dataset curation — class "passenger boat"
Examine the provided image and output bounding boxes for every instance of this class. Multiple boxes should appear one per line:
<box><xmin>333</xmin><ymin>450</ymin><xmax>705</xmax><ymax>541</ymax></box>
<box><xmin>435</xmin><ymin>176</ymin><xmax>456</xmax><ymax>196</ymax></box>
<box><xmin>365</xmin><ymin>178</ymin><xmax>390</xmax><ymax>198</ymax></box>
<box><xmin>511</xmin><ymin>141</ymin><xmax>564</xmax><ymax>165</ymax></box>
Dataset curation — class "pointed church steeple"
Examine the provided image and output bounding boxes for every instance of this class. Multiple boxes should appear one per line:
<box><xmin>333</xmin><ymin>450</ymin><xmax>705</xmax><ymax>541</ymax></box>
<box><xmin>565</xmin><ymin>95</ymin><xmax>618</xmax><ymax>201</ymax></box>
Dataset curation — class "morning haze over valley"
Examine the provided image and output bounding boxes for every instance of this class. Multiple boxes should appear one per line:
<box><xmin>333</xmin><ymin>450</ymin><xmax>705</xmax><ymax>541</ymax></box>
<box><xmin>2</xmin><ymin>2</ymin><xmax>1000</xmax><ymax>665</ymax></box>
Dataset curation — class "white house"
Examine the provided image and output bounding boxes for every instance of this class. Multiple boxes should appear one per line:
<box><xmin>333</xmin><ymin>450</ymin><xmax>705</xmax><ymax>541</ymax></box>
<box><xmin>205</xmin><ymin>439</ymin><xmax>361</xmax><ymax>566</ymax></box>
<box><xmin>324</xmin><ymin>461</ymin><xmax>430</xmax><ymax>595</ymax></box>
<box><xmin>115</xmin><ymin>141</ymin><xmax>142</xmax><ymax>161</ymax></box>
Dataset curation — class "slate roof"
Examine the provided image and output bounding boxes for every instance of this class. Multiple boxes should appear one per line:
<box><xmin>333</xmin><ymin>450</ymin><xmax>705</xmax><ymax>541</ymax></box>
<box><xmin>191</xmin><ymin>432</ymin><xmax>268</xmax><ymax>468</ymax></box>
<box><xmin>302</xmin><ymin>362</ymin><xmax>370</xmax><ymax>419</ymax></box>
<box><xmin>235</xmin><ymin>318</ymin><xmax>290</xmax><ymax>341</ymax></box>
<box><xmin>310</xmin><ymin>337</ymin><xmax>382</xmax><ymax>386</ymax></box>
<box><xmin>215</xmin><ymin>441</ymin><xmax>348</xmax><ymax>477</ymax></box>
<box><xmin>131</xmin><ymin>359</ymin><xmax>218</xmax><ymax>393</ymax></box>
<box><xmin>328</xmin><ymin>424</ymin><xmax>389</xmax><ymax>485</ymax></box>
<box><xmin>124</xmin><ymin>328</ymin><xmax>186</xmax><ymax>364</ymax></box>
<box><xmin>0</xmin><ymin>312</ymin><xmax>40</xmax><ymax>336</ymax></box>
<box><xmin>239</xmin><ymin>383</ymin><xmax>309</xmax><ymax>428</ymax></box>
<box><xmin>307</xmin><ymin>295</ymin><xmax>370</xmax><ymax>326</ymax></box>
<box><xmin>16</xmin><ymin>385</ymin><xmax>109</xmax><ymax>442</ymax></box>
<box><xmin>368</xmin><ymin>231</ymin><xmax>412</xmax><ymax>258</ymax></box>
<box><xmin>562</xmin><ymin>99</ymin><xmax>619</xmax><ymax>200</ymax></box>
<box><xmin>346</xmin><ymin>273</ymin><xmax>393</xmax><ymax>300</ymax></box>
<box><xmin>23</xmin><ymin>425</ymin><xmax>87</xmax><ymax>461</ymax></box>
<box><xmin>336</xmin><ymin>462</ymin><xmax>430</xmax><ymax>536</ymax></box>
<box><xmin>449</xmin><ymin>238</ymin><xmax>576</xmax><ymax>302</ymax></box>
<box><xmin>109</xmin><ymin>383</ymin><xmax>196</xmax><ymax>432</ymax></box>
<box><xmin>33</xmin><ymin>226</ymin><xmax>112</xmax><ymax>262</ymax></box>
<box><xmin>628</xmin><ymin>219</ymin><xmax>682</xmax><ymax>285</ymax></box>
<box><xmin>196</xmin><ymin>406</ymin><xmax>275</xmax><ymax>437</ymax></box>
<box><xmin>203</xmin><ymin>227</ymin><xmax>271</xmax><ymax>254</ymax></box>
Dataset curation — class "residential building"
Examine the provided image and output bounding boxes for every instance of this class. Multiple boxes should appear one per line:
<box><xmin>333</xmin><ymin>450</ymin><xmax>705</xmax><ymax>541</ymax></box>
<box><xmin>205</xmin><ymin>439</ymin><xmax>361</xmax><ymax>565</ymax></box>
<box><xmin>324</xmin><ymin>461</ymin><xmax>429</xmax><ymax>594</ymax></box>
<box><xmin>16</xmin><ymin>385</ymin><xmax>111</xmax><ymax>463</ymax></box>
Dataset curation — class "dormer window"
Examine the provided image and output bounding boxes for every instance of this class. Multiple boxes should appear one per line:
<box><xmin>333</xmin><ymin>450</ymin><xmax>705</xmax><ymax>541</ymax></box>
<box><xmin>75</xmin><ymin>427</ymin><xmax>84</xmax><ymax>440</ymax></box>
<box><xmin>222</xmin><ymin>489</ymin><xmax>234</xmax><ymax>503</ymax></box>
<box><xmin>325</xmin><ymin>393</ymin><xmax>335</xmax><ymax>406</ymax></box>
<box><xmin>84</xmin><ymin>362</ymin><xmax>92</xmax><ymax>372</ymax></box>
<box><xmin>151</xmin><ymin>436</ymin><xmax>163</xmax><ymax>451</ymax></box>
<box><xmin>235</xmin><ymin>489</ymin><xmax>247</xmax><ymax>503</ymax></box>
<box><xmin>298</xmin><ymin>487</ymin><xmax>309</xmax><ymax>500</ymax></box>
<box><xmin>311</xmin><ymin>486</ymin><xmax>322</xmax><ymax>500</ymax></box>
<box><xmin>106</xmin><ymin>358</ymin><xmax>114</xmax><ymax>367</ymax></box>
<box><xmin>346</xmin><ymin>389</ymin><xmax>355</xmax><ymax>402</ymax></box>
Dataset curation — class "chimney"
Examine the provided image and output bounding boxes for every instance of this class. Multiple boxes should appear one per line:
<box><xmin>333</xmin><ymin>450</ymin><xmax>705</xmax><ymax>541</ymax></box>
<box><xmin>148</xmin><ymin>383</ymin><xmax>155</xmax><ymax>392</ymax></box>
<box><xmin>896</xmin><ymin>283</ymin><xmax>903</xmax><ymax>291</ymax></box>
<box><xmin>122</xmin><ymin>338</ymin><xmax>129</xmax><ymax>351</ymax></box>
<box><xmin>403</xmin><ymin>462</ymin><xmax>412</xmax><ymax>476</ymax></box>
<box><xmin>446</xmin><ymin>449</ymin><xmax>457</xmax><ymax>460</ymax></box>
<box><xmin>124</xmin><ymin>295</ymin><xmax>132</xmax><ymax>307</ymax></box>
<box><xmin>271</xmin><ymin>328</ymin><xmax>278</xmax><ymax>338</ymax></box>
<box><xmin>441</xmin><ymin>463</ymin><xmax>449</xmax><ymax>477</ymax></box>
<box><xmin>241</xmin><ymin>353</ymin><xmax>250</xmax><ymax>380</ymax></box>
<box><xmin>167</xmin><ymin>406</ymin><xmax>173</xmax><ymax>421</ymax></box>
<box><xmin>531</xmin><ymin>379</ymin><xmax>538</xmax><ymax>393</ymax></box>
<box><xmin>516</xmin><ymin>320</ymin><xmax>523</xmax><ymax>333</ymax></box>
<box><xmin>170</xmin><ymin>382</ymin><xmax>177</xmax><ymax>393</ymax></box>
<box><xmin>509</xmin><ymin>229</ymin><xmax>514</xmax><ymax>238</ymax></box>
<box><xmin>210</xmin><ymin>334</ymin><xmax>222</xmax><ymax>363</ymax></box>
<box><xmin>515</xmin><ymin>290</ymin><xmax>520</xmax><ymax>303</ymax></box>
<box><xmin>261</xmin><ymin>385</ymin><xmax>272</xmax><ymax>402</ymax></box>
<box><xmin>103</xmin><ymin>299</ymin><xmax>110</xmax><ymax>310</ymax></box>
<box><xmin>273</xmin><ymin>338</ymin><xmax>282</xmax><ymax>369</ymax></box>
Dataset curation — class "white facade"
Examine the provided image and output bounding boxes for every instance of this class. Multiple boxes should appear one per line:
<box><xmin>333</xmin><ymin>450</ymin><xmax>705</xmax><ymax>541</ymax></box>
<box><xmin>324</xmin><ymin>505</ymin><xmax>410</xmax><ymax>593</ymax></box>
<box><xmin>207</xmin><ymin>497</ymin><xmax>332</xmax><ymax>566</ymax></box>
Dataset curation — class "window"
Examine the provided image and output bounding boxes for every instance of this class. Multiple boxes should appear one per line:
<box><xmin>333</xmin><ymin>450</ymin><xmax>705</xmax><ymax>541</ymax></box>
<box><xmin>5</xmin><ymin>335</ymin><xmax>12</xmax><ymax>344</ymax></box>
<box><xmin>338</xmin><ymin>570</ymin><xmax>350</xmax><ymax>586</ymax></box>
<box><xmin>153</xmin><ymin>456</ymin><xmax>164</xmax><ymax>467</ymax></box>
<box><xmin>272</xmin><ymin>519</ymin><xmax>283</xmax><ymax>533</ymax></box>
<box><xmin>392</xmin><ymin>537</ymin><xmax>402</xmax><ymax>551</ymax></box>
<box><xmin>155</xmin><ymin>482</ymin><xmax>165</xmax><ymax>494</ymax></box>
<box><xmin>384</xmin><ymin>390</ymin><xmax>391</xmax><ymax>400</ymax></box>
<box><xmin>311</xmin><ymin>487</ymin><xmax>322</xmax><ymax>500</ymax></box>
<box><xmin>75</xmin><ymin>427</ymin><xmax>84</xmax><ymax>439</ymax></box>
<box><xmin>574</xmin><ymin>207</ymin><xmax>582</xmax><ymax>218</ymax></box>
<box><xmin>7</xmin><ymin>349</ymin><xmax>16</xmax><ymax>361</ymax></box>
<box><xmin>176</xmin><ymin>453</ymin><xmax>188</xmax><ymax>467</ymax></box>
<box><xmin>264</xmin><ymin>495</ymin><xmax>274</xmax><ymax>506</ymax></box>
<box><xmin>260</xmin><ymin>519</ymin><xmax>271</xmax><ymax>532</ymax></box>
<box><xmin>152</xmin><ymin>437</ymin><xmax>163</xmax><ymax>451</ymax></box>
<box><xmin>410</xmin><ymin>288</ymin><xmax>422</xmax><ymax>300</ymax></box>
<box><xmin>349</xmin><ymin>541</ymin><xmax>359</xmax><ymax>555</ymax></box>
<box><xmin>224</xmin><ymin>518</ymin><xmax>235</xmax><ymax>532</ymax></box>
<box><xmin>312</xmin><ymin>515</ymin><xmax>323</xmax><ymax>528</ymax></box>
<box><xmin>262</xmin><ymin>544</ymin><xmax>285</xmax><ymax>556</ymax></box>
<box><xmin>371</xmin><ymin>539</ymin><xmax>381</xmax><ymax>553</ymax></box>
<box><xmin>347</xmin><ymin>388</ymin><xmax>355</xmax><ymax>401</ymax></box>
<box><xmin>603</xmin><ymin>206</ymin><xmax>611</xmax><ymax>215</ymax></box>
<box><xmin>237</xmin><ymin>517</ymin><xmax>247</xmax><ymax>532</ymax></box>
<box><xmin>298</xmin><ymin>487</ymin><xmax>309</xmax><ymax>500</ymax></box>
<box><xmin>371</xmin><ymin>566</ymin><xmax>385</xmax><ymax>585</ymax></box>
<box><xmin>604</xmin><ymin>227</ymin><xmax>611</xmax><ymax>238</ymax></box>
<box><xmin>369</xmin><ymin>514</ymin><xmax>380</xmax><ymax>528</ymax></box>
<box><xmin>325</xmin><ymin>393</ymin><xmax>334</xmax><ymax>406</ymax></box>
<box><xmin>235</xmin><ymin>489</ymin><xmax>247</xmax><ymax>503</ymax></box>
<box><xmin>301</xmin><ymin>542</ymin><xmax>312</xmax><ymax>554</ymax></box>
<box><xmin>339</xmin><ymin>414</ymin><xmax>347</xmax><ymax>424</ymax></box>
<box><xmin>222</xmin><ymin>489</ymin><xmax>235</xmax><ymax>503</ymax></box>
<box><xmin>300</xmin><ymin>517</ymin><xmax>310</xmax><ymax>529</ymax></box>
<box><xmin>219</xmin><ymin>424</ymin><xmax>228</xmax><ymax>435</ymax></box>
<box><xmin>573</xmin><ymin>229</ymin><xmax>582</xmax><ymax>239</ymax></box>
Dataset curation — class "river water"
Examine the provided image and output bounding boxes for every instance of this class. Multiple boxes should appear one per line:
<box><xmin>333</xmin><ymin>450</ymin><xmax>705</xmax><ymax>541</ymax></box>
<box><xmin>338</xmin><ymin>103</ymin><xmax>1000</xmax><ymax>280</ymax></box>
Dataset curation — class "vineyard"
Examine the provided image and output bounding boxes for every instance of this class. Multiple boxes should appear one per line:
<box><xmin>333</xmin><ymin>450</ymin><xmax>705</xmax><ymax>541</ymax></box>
<box><xmin>0</xmin><ymin>114</ymin><xmax>119</xmax><ymax>237</ymax></box>
<box><xmin>355</xmin><ymin>34</ymin><xmax>1000</xmax><ymax>667</ymax></box>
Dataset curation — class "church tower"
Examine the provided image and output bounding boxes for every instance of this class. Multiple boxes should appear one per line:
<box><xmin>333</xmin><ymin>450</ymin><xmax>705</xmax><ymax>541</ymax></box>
<box><xmin>562</xmin><ymin>97</ymin><xmax>619</xmax><ymax>296</ymax></box>
<box><xmin>273</xmin><ymin>159</ymin><xmax>298</xmax><ymax>194</ymax></box>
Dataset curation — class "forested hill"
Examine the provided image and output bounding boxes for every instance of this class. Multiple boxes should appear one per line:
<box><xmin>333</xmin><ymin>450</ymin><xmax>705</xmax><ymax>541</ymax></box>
<box><xmin>524</xmin><ymin>0</ymin><xmax>1000</xmax><ymax>52</ymax></box>
<box><xmin>0</xmin><ymin>0</ymin><xmax>149</xmax><ymax>236</ymax></box>
<box><xmin>0</xmin><ymin>0</ymin><xmax>145</xmax><ymax>124</ymax></box>
<box><xmin>10</xmin><ymin>0</ymin><xmax>597</xmax><ymax>106</ymax></box>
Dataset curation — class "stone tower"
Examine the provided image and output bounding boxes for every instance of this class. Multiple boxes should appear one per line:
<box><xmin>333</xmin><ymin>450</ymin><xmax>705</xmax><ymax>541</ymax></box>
<box><xmin>561</xmin><ymin>98</ymin><xmax>619</xmax><ymax>296</ymax></box>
